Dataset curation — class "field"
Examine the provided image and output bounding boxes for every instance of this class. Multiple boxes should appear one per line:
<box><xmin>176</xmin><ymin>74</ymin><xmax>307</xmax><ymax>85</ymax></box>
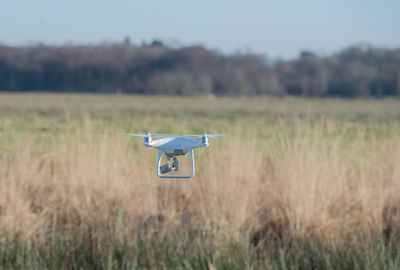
<box><xmin>1</xmin><ymin>93</ymin><xmax>400</xmax><ymax>269</ymax></box>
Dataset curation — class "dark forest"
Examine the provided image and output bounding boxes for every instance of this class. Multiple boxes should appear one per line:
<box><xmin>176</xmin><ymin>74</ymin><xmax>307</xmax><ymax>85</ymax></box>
<box><xmin>0</xmin><ymin>41</ymin><xmax>399</xmax><ymax>97</ymax></box>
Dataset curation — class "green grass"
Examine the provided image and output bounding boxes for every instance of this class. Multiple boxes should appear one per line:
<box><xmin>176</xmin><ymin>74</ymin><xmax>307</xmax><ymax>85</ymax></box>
<box><xmin>1</xmin><ymin>231</ymin><xmax>399</xmax><ymax>269</ymax></box>
<box><xmin>1</xmin><ymin>93</ymin><xmax>400</xmax><ymax>269</ymax></box>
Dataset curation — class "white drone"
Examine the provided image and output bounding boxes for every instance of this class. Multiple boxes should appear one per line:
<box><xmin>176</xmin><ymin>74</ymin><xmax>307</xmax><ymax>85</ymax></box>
<box><xmin>124</xmin><ymin>132</ymin><xmax>226</xmax><ymax>178</ymax></box>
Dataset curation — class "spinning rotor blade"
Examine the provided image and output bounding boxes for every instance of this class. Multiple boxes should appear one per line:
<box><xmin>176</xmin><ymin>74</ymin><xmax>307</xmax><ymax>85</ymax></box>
<box><xmin>182</xmin><ymin>134</ymin><xmax>227</xmax><ymax>138</ymax></box>
<box><xmin>207</xmin><ymin>134</ymin><xmax>227</xmax><ymax>138</ymax></box>
<box><xmin>123</xmin><ymin>133</ymin><xmax>147</xmax><ymax>137</ymax></box>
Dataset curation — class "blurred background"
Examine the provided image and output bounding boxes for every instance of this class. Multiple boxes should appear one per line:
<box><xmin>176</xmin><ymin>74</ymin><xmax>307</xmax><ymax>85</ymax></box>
<box><xmin>2</xmin><ymin>1</ymin><xmax>400</xmax><ymax>268</ymax></box>
<box><xmin>0</xmin><ymin>0</ymin><xmax>399</xmax><ymax>97</ymax></box>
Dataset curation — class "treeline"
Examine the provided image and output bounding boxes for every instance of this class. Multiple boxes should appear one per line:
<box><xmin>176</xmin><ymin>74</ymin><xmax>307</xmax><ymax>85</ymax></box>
<box><xmin>0</xmin><ymin>41</ymin><xmax>399</xmax><ymax>96</ymax></box>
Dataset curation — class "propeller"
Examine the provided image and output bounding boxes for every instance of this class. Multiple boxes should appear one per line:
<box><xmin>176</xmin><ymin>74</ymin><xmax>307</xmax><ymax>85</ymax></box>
<box><xmin>123</xmin><ymin>133</ymin><xmax>172</xmax><ymax>138</ymax></box>
<box><xmin>123</xmin><ymin>133</ymin><xmax>227</xmax><ymax>138</ymax></box>
<box><xmin>182</xmin><ymin>134</ymin><xmax>227</xmax><ymax>138</ymax></box>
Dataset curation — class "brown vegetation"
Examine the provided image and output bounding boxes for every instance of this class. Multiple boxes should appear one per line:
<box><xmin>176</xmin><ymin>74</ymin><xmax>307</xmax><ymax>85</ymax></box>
<box><xmin>1</xmin><ymin>100</ymin><xmax>400</xmax><ymax>245</ymax></box>
<box><xmin>1</xmin><ymin>94</ymin><xmax>400</xmax><ymax>268</ymax></box>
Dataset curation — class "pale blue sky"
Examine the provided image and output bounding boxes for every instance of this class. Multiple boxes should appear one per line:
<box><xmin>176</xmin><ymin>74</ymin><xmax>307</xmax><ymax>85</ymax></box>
<box><xmin>0</xmin><ymin>0</ymin><xmax>399</xmax><ymax>59</ymax></box>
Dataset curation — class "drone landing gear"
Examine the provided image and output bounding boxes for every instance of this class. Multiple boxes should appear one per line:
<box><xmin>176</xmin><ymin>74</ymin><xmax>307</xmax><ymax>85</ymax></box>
<box><xmin>157</xmin><ymin>150</ymin><xmax>195</xmax><ymax>178</ymax></box>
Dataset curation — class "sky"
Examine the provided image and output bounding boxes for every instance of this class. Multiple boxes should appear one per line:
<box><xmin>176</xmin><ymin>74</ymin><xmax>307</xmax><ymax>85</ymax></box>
<box><xmin>0</xmin><ymin>0</ymin><xmax>399</xmax><ymax>59</ymax></box>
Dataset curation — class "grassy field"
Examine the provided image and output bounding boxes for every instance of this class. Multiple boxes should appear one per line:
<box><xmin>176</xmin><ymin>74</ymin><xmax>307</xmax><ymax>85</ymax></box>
<box><xmin>1</xmin><ymin>93</ymin><xmax>400</xmax><ymax>269</ymax></box>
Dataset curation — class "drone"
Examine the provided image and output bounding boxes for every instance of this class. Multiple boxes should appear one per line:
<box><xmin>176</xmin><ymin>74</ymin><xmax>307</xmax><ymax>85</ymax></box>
<box><xmin>124</xmin><ymin>132</ymin><xmax>226</xmax><ymax>178</ymax></box>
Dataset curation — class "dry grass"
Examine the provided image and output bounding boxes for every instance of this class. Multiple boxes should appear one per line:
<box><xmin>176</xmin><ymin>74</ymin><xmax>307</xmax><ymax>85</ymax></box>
<box><xmin>1</xmin><ymin>93</ymin><xmax>400</xmax><ymax>268</ymax></box>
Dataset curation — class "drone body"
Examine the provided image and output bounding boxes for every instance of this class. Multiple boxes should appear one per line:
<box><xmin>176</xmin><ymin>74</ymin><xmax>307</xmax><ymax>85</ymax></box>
<box><xmin>124</xmin><ymin>132</ymin><xmax>225</xmax><ymax>178</ymax></box>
